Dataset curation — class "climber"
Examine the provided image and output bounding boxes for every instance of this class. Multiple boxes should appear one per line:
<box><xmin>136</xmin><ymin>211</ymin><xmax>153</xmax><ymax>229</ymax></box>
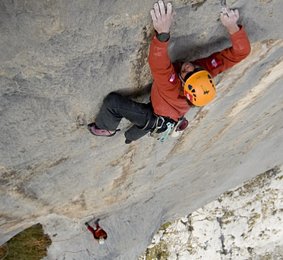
<box><xmin>85</xmin><ymin>219</ymin><xmax>107</xmax><ymax>245</ymax></box>
<box><xmin>87</xmin><ymin>0</ymin><xmax>251</xmax><ymax>143</ymax></box>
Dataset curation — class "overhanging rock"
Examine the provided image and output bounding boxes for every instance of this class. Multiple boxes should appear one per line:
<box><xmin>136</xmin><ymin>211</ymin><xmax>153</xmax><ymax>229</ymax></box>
<box><xmin>0</xmin><ymin>0</ymin><xmax>283</xmax><ymax>259</ymax></box>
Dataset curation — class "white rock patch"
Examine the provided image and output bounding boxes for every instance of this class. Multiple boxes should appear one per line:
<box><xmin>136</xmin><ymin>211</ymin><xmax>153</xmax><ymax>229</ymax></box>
<box><xmin>142</xmin><ymin>167</ymin><xmax>283</xmax><ymax>259</ymax></box>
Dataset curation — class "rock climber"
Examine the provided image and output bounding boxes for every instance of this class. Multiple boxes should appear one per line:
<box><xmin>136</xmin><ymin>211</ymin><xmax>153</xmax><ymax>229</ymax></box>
<box><xmin>85</xmin><ymin>219</ymin><xmax>107</xmax><ymax>245</ymax></box>
<box><xmin>87</xmin><ymin>0</ymin><xmax>251</xmax><ymax>144</ymax></box>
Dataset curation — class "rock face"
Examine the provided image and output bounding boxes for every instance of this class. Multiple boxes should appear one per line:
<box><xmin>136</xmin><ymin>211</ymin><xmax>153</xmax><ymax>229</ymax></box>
<box><xmin>141</xmin><ymin>167</ymin><xmax>283</xmax><ymax>259</ymax></box>
<box><xmin>0</xmin><ymin>0</ymin><xmax>283</xmax><ymax>259</ymax></box>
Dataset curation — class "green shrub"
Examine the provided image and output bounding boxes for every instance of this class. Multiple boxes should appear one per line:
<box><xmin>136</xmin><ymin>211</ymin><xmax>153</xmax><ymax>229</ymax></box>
<box><xmin>0</xmin><ymin>223</ymin><xmax>51</xmax><ymax>260</ymax></box>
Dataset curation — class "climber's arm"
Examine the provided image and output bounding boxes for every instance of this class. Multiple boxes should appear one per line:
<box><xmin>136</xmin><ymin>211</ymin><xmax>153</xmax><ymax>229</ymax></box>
<box><xmin>148</xmin><ymin>1</ymin><xmax>174</xmax><ymax>78</ymax></box>
<box><xmin>193</xmin><ymin>8</ymin><xmax>251</xmax><ymax>77</ymax></box>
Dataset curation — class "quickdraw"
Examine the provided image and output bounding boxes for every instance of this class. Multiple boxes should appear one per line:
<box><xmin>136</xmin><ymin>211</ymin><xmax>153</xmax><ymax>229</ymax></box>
<box><xmin>159</xmin><ymin>122</ymin><xmax>175</xmax><ymax>143</ymax></box>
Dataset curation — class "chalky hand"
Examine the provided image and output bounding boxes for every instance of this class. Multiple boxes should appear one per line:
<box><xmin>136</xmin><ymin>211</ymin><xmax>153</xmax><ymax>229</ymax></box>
<box><xmin>150</xmin><ymin>0</ymin><xmax>173</xmax><ymax>34</ymax></box>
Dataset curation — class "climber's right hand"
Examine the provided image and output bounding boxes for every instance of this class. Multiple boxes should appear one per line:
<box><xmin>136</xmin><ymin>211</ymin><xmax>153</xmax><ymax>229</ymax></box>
<box><xmin>150</xmin><ymin>0</ymin><xmax>173</xmax><ymax>34</ymax></box>
<box><xmin>220</xmin><ymin>7</ymin><xmax>240</xmax><ymax>34</ymax></box>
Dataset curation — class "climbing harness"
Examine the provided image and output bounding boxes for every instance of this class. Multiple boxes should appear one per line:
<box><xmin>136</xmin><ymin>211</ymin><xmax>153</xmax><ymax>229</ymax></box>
<box><xmin>150</xmin><ymin>116</ymin><xmax>166</xmax><ymax>136</ymax></box>
<box><xmin>150</xmin><ymin>115</ymin><xmax>188</xmax><ymax>142</ymax></box>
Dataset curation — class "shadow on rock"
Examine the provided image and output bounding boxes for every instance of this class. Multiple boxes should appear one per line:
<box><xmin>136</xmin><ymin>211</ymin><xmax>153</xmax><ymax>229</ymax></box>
<box><xmin>116</xmin><ymin>83</ymin><xmax>152</xmax><ymax>102</ymax></box>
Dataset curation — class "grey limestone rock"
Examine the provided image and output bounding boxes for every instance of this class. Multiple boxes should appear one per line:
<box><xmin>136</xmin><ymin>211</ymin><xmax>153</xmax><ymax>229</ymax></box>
<box><xmin>0</xmin><ymin>0</ymin><xmax>283</xmax><ymax>259</ymax></box>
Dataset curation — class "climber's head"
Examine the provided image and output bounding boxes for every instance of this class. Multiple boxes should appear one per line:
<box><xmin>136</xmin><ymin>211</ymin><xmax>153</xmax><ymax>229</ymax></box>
<box><xmin>179</xmin><ymin>62</ymin><xmax>216</xmax><ymax>106</ymax></box>
<box><xmin>98</xmin><ymin>237</ymin><xmax>105</xmax><ymax>245</ymax></box>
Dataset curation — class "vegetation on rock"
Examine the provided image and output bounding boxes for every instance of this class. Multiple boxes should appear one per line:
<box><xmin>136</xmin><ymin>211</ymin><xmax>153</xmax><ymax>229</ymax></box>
<box><xmin>0</xmin><ymin>223</ymin><xmax>51</xmax><ymax>260</ymax></box>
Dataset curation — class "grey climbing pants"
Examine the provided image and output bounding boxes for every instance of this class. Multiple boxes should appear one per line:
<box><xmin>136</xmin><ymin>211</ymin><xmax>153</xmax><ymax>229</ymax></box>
<box><xmin>95</xmin><ymin>92</ymin><xmax>156</xmax><ymax>141</ymax></box>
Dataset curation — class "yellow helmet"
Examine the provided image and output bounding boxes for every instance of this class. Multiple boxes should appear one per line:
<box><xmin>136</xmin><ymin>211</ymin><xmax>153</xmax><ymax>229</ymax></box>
<box><xmin>183</xmin><ymin>70</ymin><xmax>216</xmax><ymax>106</ymax></box>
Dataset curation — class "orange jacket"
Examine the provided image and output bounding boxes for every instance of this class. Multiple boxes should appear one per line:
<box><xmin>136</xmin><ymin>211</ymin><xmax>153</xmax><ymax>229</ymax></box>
<box><xmin>148</xmin><ymin>26</ymin><xmax>251</xmax><ymax>121</ymax></box>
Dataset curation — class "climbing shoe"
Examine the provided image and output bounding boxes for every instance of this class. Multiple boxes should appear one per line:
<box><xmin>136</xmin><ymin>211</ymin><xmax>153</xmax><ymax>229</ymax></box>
<box><xmin>87</xmin><ymin>123</ymin><xmax>117</xmax><ymax>137</ymax></box>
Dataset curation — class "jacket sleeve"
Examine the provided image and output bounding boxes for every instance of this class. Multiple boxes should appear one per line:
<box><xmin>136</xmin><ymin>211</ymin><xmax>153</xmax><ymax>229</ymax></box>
<box><xmin>193</xmin><ymin>26</ymin><xmax>251</xmax><ymax>77</ymax></box>
<box><xmin>148</xmin><ymin>35</ymin><xmax>175</xmax><ymax>85</ymax></box>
